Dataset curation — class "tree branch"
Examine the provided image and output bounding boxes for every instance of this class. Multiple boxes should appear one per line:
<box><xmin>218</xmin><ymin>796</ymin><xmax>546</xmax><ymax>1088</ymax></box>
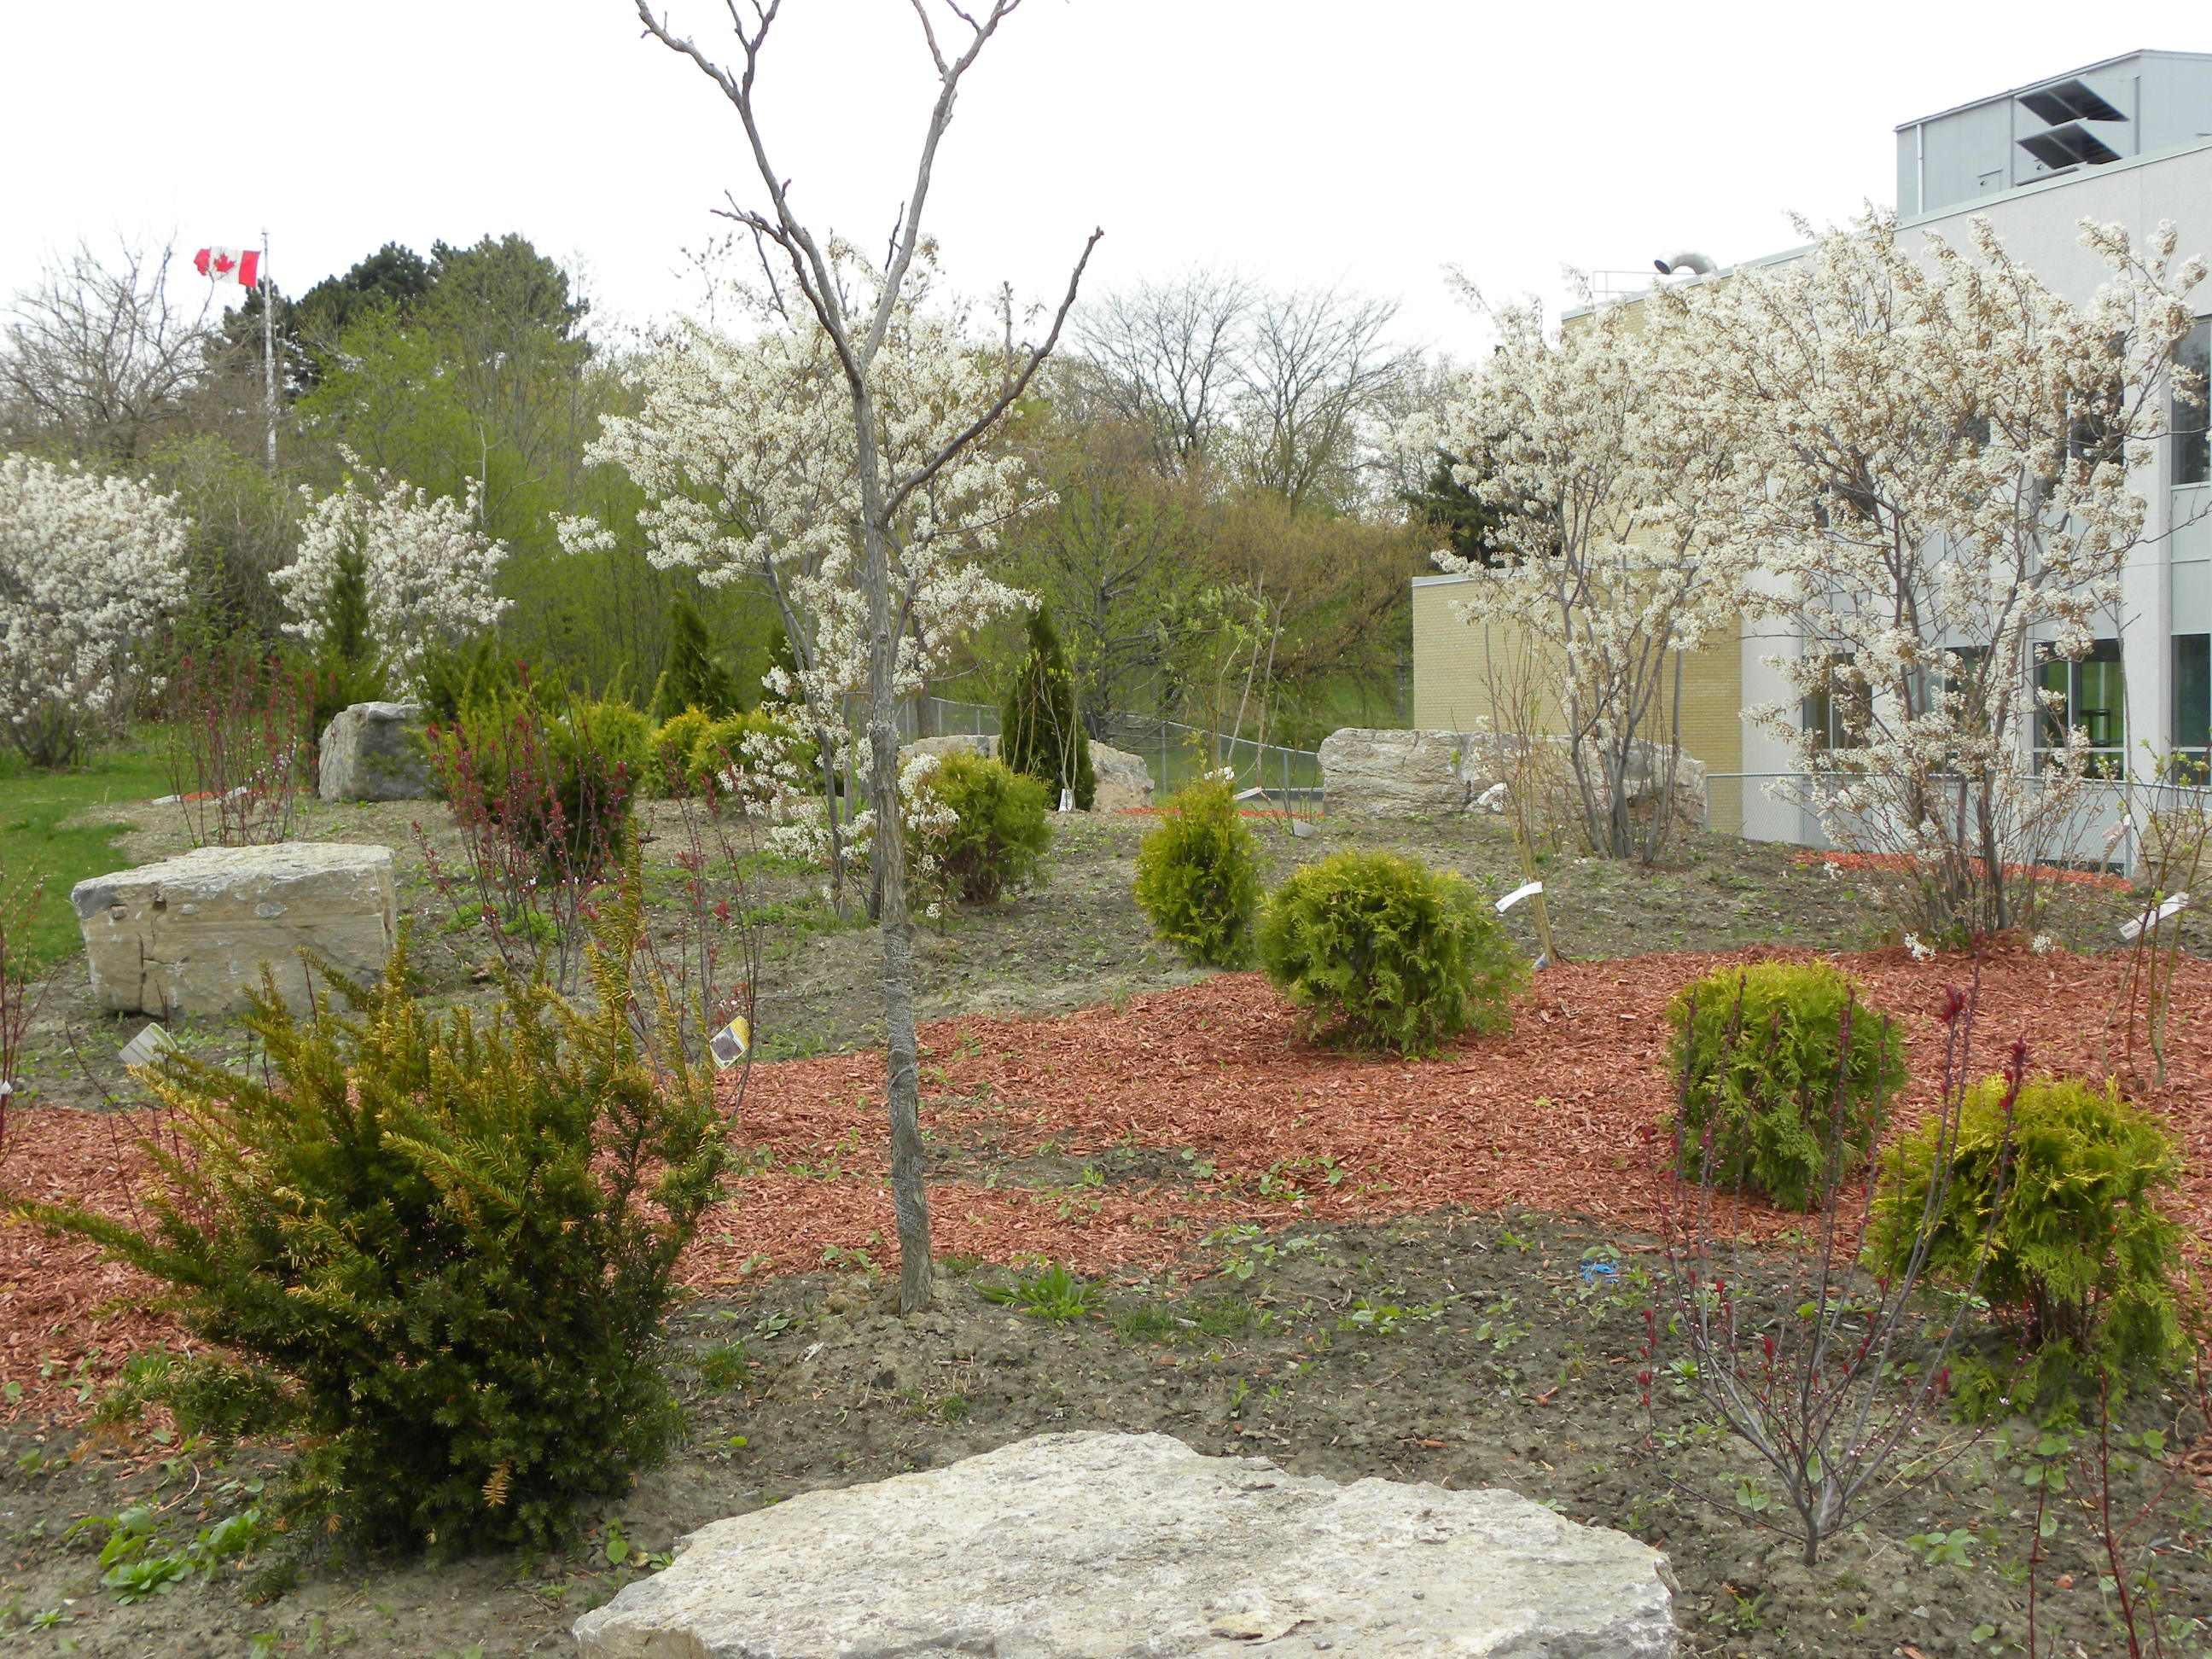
<box><xmin>886</xmin><ymin>226</ymin><xmax>1103</xmax><ymax>518</ymax></box>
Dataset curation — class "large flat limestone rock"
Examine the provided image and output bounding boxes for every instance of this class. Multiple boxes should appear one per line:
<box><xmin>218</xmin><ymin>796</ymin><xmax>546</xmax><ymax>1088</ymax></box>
<box><xmin>72</xmin><ymin>842</ymin><xmax>398</xmax><ymax>1016</ymax></box>
<box><xmin>1318</xmin><ymin>728</ymin><xmax>1470</xmax><ymax>818</ymax></box>
<box><xmin>573</xmin><ymin>1431</ymin><xmax>1675</xmax><ymax>1657</ymax></box>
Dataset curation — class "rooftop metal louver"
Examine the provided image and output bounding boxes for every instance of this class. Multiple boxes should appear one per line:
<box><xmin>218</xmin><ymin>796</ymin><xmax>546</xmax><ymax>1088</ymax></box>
<box><xmin>2017</xmin><ymin>77</ymin><xmax>2128</xmax><ymax>125</ymax></box>
<box><xmin>2017</xmin><ymin>121</ymin><xmax>2125</xmax><ymax>170</ymax></box>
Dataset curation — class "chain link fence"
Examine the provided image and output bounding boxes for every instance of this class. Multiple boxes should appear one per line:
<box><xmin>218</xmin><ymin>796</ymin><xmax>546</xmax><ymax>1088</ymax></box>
<box><xmin>880</xmin><ymin>696</ymin><xmax>1326</xmax><ymax>810</ymax></box>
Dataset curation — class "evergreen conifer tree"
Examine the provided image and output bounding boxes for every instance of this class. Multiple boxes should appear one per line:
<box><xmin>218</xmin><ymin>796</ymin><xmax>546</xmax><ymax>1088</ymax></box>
<box><xmin>998</xmin><ymin>605</ymin><xmax>1095</xmax><ymax>810</ymax></box>
<box><xmin>307</xmin><ymin>545</ymin><xmax>387</xmax><ymax>740</ymax></box>
<box><xmin>651</xmin><ymin>596</ymin><xmax>741</xmax><ymax>722</ymax></box>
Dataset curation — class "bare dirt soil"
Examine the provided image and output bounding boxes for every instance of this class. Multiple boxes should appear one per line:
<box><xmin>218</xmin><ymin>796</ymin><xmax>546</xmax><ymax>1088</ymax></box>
<box><xmin>3</xmin><ymin>1210</ymin><xmax>2206</xmax><ymax>1657</ymax></box>
<box><xmin>4</xmin><ymin>790</ymin><xmax>2209</xmax><ymax>1657</ymax></box>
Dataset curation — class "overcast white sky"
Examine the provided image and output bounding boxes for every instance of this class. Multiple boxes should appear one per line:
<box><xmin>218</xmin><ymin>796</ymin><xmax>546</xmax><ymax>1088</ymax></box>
<box><xmin>3</xmin><ymin>3</ymin><xmax>2207</xmax><ymax>360</ymax></box>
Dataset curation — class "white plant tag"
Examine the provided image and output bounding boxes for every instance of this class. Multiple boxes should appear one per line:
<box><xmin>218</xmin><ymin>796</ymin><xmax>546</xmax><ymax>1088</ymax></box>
<box><xmin>708</xmin><ymin>1015</ymin><xmax>752</xmax><ymax>1069</ymax></box>
<box><xmin>1496</xmin><ymin>880</ymin><xmax>1545</xmax><ymax>914</ymax></box>
<box><xmin>118</xmin><ymin>1022</ymin><xmax>178</xmax><ymax>1068</ymax></box>
<box><xmin>2120</xmin><ymin>891</ymin><xmax>2189</xmax><ymax>942</ymax></box>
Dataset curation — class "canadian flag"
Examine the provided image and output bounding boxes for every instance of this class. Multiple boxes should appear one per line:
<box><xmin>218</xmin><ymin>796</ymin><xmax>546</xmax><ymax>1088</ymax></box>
<box><xmin>194</xmin><ymin>245</ymin><xmax>262</xmax><ymax>287</ymax></box>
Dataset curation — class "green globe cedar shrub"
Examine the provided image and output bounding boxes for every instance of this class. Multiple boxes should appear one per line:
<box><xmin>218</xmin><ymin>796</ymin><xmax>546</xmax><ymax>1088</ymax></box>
<box><xmin>18</xmin><ymin>869</ymin><xmax>723</xmax><ymax>1558</ymax></box>
<box><xmin>1258</xmin><ymin>849</ymin><xmax>1525</xmax><ymax>1057</ymax></box>
<box><xmin>1866</xmin><ymin>1072</ymin><xmax>2185</xmax><ymax>1415</ymax></box>
<box><xmin>1665</xmin><ymin>961</ymin><xmax>1906</xmax><ymax>1210</ymax></box>
<box><xmin>1133</xmin><ymin>776</ymin><xmax>1262</xmax><ymax>968</ymax></box>
<box><xmin>998</xmin><ymin>606</ymin><xmax>1095</xmax><ymax>811</ymax></box>
<box><xmin>649</xmin><ymin>596</ymin><xmax>742</xmax><ymax>724</ymax></box>
<box><xmin>647</xmin><ymin>707</ymin><xmax>713</xmax><ymax>797</ymax></box>
<box><xmin>917</xmin><ymin>751</ymin><xmax>1051</xmax><ymax>904</ymax></box>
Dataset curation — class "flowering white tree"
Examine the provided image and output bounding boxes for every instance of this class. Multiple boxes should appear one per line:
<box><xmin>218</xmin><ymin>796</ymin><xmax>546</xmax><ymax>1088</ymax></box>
<box><xmin>0</xmin><ymin>451</ymin><xmax>190</xmax><ymax>766</ymax></box>
<box><xmin>633</xmin><ymin>0</ymin><xmax>1100</xmax><ymax>1313</ymax></box>
<box><xmin>1689</xmin><ymin>212</ymin><xmax>2204</xmax><ymax>934</ymax></box>
<box><xmin>273</xmin><ymin>461</ymin><xmax>509</xmax><ymax>689</ymax></box>
<box><xmin>1408</xmin><ymin>292</ymin><xmax>1752</xmax><ymax>860</ymax></box>
<box><xmin>562</xmin><ymin>247</ymin><xmax>1034</xmax><ymax>907</ymax></box>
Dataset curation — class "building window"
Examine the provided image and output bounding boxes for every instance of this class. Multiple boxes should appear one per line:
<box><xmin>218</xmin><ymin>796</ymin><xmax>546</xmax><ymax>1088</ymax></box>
<box><xmin>2174</xmin><ymin>633</ymin><xmax>2210</xmax><ymax>771</ymax></box>
<box><xmin>2034</xmin><ymin>639</ymin><xmax>2125</xmax><ymax>775</ymax></box>
<box><xmin>2177</xmin><ymin>318</ymin><xmax>2209</xmax><ymax>487</ymax></box>
<box><xmin>1923</xmin><ymin>644</ymin><xmax>1992</xmax><ymax>763</ymax></box>
<box><xmin>1802</xmin><ymin>657</ymin><xmax>1869</xmax><ymax>760</ymax></box>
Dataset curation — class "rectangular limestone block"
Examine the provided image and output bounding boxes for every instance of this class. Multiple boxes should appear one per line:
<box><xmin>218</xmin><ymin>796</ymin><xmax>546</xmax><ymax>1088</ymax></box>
<box><xmin>72</xmin><ymin>842</ymin><xmax>399</xmax><ymax>1017</ymax></box>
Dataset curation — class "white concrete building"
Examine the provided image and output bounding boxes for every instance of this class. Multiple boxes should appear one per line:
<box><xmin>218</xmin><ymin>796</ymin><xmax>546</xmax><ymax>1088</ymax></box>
<box><xmin>1741</xmin><ymin>50</ymin><xmax>2212</xmax><ymax>849</ymax></box>
<box><xmin>1412</xmin><ymin>50</ymin><xmax>2212</xmax><ymax>857</ymax></box>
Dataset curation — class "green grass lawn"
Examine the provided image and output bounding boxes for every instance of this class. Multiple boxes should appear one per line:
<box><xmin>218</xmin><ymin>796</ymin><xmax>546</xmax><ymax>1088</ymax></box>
<box><xmin>0</xmin><ymin>734</ymin><xmax>172</xmax><ymax>968</ymax></box>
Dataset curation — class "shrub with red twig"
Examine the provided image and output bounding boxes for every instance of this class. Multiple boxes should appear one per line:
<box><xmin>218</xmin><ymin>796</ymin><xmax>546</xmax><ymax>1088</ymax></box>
<box><xmin>162</xmin><ymin>648</ymin><xmax>314</xmax><ymax>848</ymax></box>
<box><xmin>420</xmin><ymin>690</ymin><xmax>640</xmax><ymax>994</ymax></box>
<box><xmin>1644</xmin><ymin>972</ymin><xmax>2023</xmax><ymax>1566</ymax></box>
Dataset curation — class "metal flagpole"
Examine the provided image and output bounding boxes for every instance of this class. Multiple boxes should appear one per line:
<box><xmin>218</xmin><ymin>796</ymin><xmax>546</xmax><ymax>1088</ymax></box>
<box><xmin>259</xmin><ymin>229</ymin><xmax>276</xmax><ymax>469</ymax></box>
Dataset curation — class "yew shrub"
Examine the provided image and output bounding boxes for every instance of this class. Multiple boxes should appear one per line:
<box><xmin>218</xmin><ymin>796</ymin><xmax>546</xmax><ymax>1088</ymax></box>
<box><xmin>20</xmin><ymin>875</ymin><xmax>726</xmax><ymax>1557</ymax></box>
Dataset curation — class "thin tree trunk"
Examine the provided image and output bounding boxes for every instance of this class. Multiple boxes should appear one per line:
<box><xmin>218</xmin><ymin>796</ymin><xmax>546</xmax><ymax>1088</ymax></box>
<box><xmin>853</xmin><ymin>402</ymin><xmax>933</xmax><ymax>1314</ymax></box>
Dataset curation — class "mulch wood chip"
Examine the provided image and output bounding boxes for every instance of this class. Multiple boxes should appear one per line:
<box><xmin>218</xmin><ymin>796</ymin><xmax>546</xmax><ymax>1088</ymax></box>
<box><xmin>5</xmin><ymin>944</ymin><xmax>2207</xmax><ymax>1426</ymax></box>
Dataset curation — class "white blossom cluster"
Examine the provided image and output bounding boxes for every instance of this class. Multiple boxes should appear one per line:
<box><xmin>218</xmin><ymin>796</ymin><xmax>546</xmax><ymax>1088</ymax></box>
<box><xmin>0</xmin><ymin>451</ymin><xmax>191</xmax><ymax>758</ymax></box>
<box><xmin>1687</xmin><ymin>212</ymin><xmax>2203</xmax><ymax>922</ymax></box>
<box><xmin>563</xmin><ymin>245</ymin><xmax>1035</xmax><ymax>881</ymax></box>
<box><xmin>1407</xmin><ymin>289</ymin><xmax>1754</xmax><ymax>854</ymax></box>
<box><xmin>274</xmin><ymin>459</ymin><xmax>510</xmax><ymax>689</ymax></box>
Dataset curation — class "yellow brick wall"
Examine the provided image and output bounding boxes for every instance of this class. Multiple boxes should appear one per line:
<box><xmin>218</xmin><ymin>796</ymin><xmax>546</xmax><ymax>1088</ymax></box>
<box><xmin>1411</xmin><ymin>576</ymin><xmax>1746</xmax><ymax>833</ymax></box>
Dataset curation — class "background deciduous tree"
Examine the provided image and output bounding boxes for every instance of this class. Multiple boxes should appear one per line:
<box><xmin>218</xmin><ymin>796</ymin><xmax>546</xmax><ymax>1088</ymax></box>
<box><xmin>1688</xmin><ymin>212</ymin><xmax>2205</xmax><ymax>933</ymax></box>
<box><xmin>1</xmin><ymin>239</ymin><xmax>215</xmax><ymax>463</ymax></box>
<box><xmin>1415</xmin><ymin>291</ymin><xmax>1749</xmax><ymax>862</ymax></box>
<box><xmin>0</xmin><ymin>452</ymin><xmax>193</xmax><ymax>765</ymax></box>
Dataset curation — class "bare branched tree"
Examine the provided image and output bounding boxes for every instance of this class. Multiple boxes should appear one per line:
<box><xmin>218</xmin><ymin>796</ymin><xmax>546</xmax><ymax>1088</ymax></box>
<box><xmin>634</xmin><ymin>0</ymin><xmax>1100</xmax><ymax>1313</ymax></box>
<box><xmin>1072</xmin><ymin>270</ymin><xmax>1250</xmax><ymax>478</ymax></box>
<box><xmin>1</xmin><ymin>239</ymin><xmax>216</xmax><ymax>463</ymax></box>
<box><xmin>1234</xmin><ymin>285</ymin><xmax>1412</xmax><ymax>512</ymax></box>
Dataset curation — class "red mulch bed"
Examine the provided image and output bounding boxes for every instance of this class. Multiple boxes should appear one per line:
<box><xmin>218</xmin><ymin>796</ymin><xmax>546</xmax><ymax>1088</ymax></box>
<box><xmin>1796</xmin><ymin>849</ymin><xmax>2131</xmax><ymax>893</ymax></box>
<box><xmin>6</xmin><ymin>945</ymin><xmax>2208</xmax><ymax>1427</ymax></box>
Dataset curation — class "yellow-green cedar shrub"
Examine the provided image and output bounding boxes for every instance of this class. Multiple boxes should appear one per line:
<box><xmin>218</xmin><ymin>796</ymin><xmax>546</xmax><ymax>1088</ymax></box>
<box><xmin>1665</xmin><ymin>962</ymin><xmax>1904</xmax><ymax>1209</ymax></box>
<box><xmin>1258</xmin><ymin>848</ymin><xmax>1524</xmax><ymax>1057</ymax></box>
<box><xmin>918</xmin><ymin>751</ymin><xmax>1051</xmax><ymax>903</ymax></box>
<box><xmin>1866</xmin><ymin>1072</ymin><xmax>2184</xmax><ymax>1414</ymax></box>
<box><xmin>648</xmin><ymin>707</ymin><xmax>713</xmax><ymax>796</ymax></box>
<box><xmin>1132</xmin><ymin>777</ymin><xmax>1261</xmax><ymax>968</ymax></box>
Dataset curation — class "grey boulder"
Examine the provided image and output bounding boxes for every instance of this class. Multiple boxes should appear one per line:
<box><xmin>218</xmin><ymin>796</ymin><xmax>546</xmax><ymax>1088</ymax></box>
<box><xmin>317</xmin><ymin>701</ymin><xmax>432</xmax><ymax>802</ymax></box>
<box><xmin>573</xmin><ymin>1430</ymin><xmax>1675</xmax><ymax>1657</ymax></box>
<box><xmin>1089</xmin><ymin>741</ymin><xmax>1154</xmax><ymax>812</ymax></box>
